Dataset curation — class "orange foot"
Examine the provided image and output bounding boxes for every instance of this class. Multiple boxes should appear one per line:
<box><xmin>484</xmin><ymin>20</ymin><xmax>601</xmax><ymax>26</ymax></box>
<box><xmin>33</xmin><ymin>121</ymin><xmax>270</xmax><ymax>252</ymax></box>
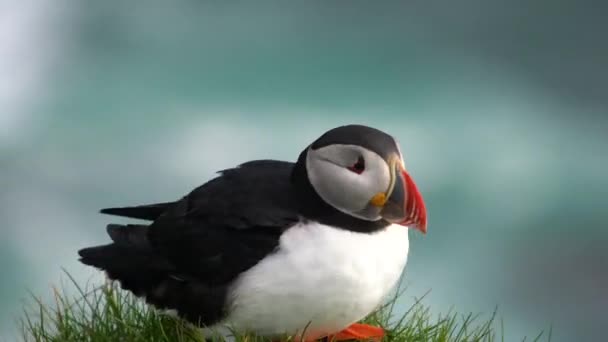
<box><xmin>326</xmin><ymin>323</ymin><xmax>385</xmax><ymax>341</ymax></box>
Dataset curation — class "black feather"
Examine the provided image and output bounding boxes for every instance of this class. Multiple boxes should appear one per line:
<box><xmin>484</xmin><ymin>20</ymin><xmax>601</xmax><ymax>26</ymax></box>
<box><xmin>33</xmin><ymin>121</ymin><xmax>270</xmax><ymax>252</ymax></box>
<box><xmin>78</xmin><ymin>224</ymin><xmax>169</xmax><ymax>295</ymax></box>
<box><xmin>100</xmin><ymin>202</ymin><xmax>173</xmax><ymax>221</ymax></box>
<box><xmin>79</xmin><ymin>161</ymin><xmax>300</xmax><ymax>326</ymax></box>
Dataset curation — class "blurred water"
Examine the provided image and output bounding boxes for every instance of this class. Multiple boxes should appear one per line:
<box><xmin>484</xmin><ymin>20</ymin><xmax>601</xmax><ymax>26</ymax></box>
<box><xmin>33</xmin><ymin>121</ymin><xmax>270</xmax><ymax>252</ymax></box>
<box><xmin>1</xmin><ymin>1</ymin><xmax>607</xmax><ymax>341</ymax></box>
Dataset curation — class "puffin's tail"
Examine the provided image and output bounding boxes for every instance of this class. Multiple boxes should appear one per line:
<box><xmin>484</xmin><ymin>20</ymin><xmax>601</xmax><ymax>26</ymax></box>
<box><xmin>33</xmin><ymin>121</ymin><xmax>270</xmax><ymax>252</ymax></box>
<box><xmin>78</xmin><ymin>224</ymin><xmax>168</xmax><ymax>296</ymax></box>
<box><xmin>78</xmin><ymin>224</ymin><xmax>228</xmax><ymax>326</ymax></box>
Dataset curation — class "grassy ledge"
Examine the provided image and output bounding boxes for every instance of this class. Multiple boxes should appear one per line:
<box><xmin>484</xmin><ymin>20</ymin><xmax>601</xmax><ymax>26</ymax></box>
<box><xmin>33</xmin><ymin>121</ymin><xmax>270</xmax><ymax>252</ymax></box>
<box><xmin>19</xmin><ymin>271</ymin><xmax>551</xmax><ymax>342</ymax></box>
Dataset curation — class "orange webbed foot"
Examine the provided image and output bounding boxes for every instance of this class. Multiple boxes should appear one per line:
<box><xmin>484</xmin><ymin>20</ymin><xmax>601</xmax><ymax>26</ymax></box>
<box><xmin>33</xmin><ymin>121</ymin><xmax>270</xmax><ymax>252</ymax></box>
<box><xmin>326</xmin><ymin>323</ymin><xmax>385</xmax><ymax>341</ymax></box>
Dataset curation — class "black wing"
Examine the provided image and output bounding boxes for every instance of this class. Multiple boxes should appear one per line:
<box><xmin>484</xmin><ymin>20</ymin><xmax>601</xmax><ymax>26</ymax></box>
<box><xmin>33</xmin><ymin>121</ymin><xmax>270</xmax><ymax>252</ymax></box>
<box><xmin>78</xmin><ymin>160</ymin><xmax>300</xmax><ymax>325</ymax></box>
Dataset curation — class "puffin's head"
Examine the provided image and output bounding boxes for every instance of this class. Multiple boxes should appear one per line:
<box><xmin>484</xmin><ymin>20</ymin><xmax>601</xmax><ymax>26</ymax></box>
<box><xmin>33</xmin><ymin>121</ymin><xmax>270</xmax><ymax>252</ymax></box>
<box><xmin>303</xmin><ymin>124</ymin><xmax>427</xmax><ymax>234</ymax></box>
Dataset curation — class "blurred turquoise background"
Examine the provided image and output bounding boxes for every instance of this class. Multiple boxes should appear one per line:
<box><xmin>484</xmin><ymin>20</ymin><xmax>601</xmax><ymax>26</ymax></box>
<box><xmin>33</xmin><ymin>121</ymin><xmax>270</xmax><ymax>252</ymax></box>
<box><xmin>1</xmin><ymin>1</ymin><xmax>607</xmax><ymax>341</ymax></box>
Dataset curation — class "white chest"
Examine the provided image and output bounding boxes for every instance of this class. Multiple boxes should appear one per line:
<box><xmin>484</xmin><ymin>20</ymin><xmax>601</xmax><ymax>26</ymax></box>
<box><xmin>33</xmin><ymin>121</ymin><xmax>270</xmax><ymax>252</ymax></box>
<box><xmin>222</xmin><ymin>222</ymin><xmax>410</xmax><ymax>338</ymax></box>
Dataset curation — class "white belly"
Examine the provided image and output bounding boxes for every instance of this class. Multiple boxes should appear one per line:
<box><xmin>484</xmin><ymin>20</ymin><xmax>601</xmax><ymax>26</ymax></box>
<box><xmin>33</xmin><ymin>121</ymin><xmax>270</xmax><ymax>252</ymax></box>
<box><xmin>216</xmin><ymin>222</ymin><xmax>410</xmax><ymax>339</ymax></box>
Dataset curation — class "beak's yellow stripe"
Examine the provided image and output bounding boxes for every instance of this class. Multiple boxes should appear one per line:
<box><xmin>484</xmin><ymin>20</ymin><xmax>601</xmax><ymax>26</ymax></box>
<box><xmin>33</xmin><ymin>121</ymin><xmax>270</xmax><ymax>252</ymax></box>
<box><xmin>370</xmin><ymin>192</ymin><xmax>387</xmax><ymax>207</ymax></box>
<box><xmin>370</xmin><ymin>156</ymin><xmax>402</xmax><ymax>207</ymax></box>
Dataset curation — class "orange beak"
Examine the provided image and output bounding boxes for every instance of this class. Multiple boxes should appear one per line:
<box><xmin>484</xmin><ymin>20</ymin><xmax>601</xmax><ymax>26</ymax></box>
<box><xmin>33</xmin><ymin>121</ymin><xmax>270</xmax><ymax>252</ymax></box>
<box><xmin>379</xmin><ymin>161</ymin><xmax>427</xmax><ymax>234</ymax></box>
<box><xmin>399</xmin><ymin>169</ymin><xmax>427</xmax><ymax>234</ymax></box>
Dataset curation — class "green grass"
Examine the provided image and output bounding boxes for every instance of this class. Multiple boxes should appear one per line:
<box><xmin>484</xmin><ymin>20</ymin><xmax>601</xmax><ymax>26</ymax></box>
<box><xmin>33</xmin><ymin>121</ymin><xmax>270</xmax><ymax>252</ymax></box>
<box><xmin>19</xmin><ymin>271</ymin><xmax>551</xmax><ymax>342</ymax></box>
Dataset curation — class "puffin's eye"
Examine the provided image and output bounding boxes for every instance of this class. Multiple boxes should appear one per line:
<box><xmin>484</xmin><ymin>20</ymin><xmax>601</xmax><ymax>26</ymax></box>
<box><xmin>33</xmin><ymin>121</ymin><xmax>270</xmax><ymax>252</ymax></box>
<box><xmin>347</xmin><ymin>156</ymin><xmax>365</xmax><ymax>174</ymax></box>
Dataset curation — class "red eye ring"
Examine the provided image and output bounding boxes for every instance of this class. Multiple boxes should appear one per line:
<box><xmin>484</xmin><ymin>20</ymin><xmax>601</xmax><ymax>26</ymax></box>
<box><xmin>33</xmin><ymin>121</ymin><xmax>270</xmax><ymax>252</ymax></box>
<box><xmin>347</xmin><ymin>156</ymin><xmax>365</xmax><ymax>174</ymax></box>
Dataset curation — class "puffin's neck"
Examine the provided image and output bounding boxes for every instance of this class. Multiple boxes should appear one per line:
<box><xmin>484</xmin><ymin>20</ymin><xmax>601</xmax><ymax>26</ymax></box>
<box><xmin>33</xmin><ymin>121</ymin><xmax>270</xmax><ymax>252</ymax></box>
<box><xmin>290</xmin><ymin>148</ymin><xmax>390</xmax><ymax>234</ymax></box>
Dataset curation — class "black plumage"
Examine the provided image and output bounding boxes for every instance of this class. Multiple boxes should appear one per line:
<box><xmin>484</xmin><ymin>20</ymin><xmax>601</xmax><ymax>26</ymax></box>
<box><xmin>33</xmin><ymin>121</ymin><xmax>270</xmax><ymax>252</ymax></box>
<box><xmin>99</xmin><ymin>202</ymin><xmax>171</xmax><ymax>221</ymax></box>
<box><xmin>80</xmin><ymin>160</ymin><xmax>299</xmax><ymax>325</ymax></box>
<box><xmin>311</xmin><ymin>125</ymin><xmax>400</xmax><ymax>160</ymax></box>
<box><xmin>79</xmin><ymin>125</ymin><xmax>401</xmax><ymax>327</ymax></box>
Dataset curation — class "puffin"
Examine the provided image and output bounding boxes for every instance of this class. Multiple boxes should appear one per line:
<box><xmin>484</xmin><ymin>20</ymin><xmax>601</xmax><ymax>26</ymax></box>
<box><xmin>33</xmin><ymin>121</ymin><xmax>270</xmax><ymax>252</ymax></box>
<box><xmin>78</xmin><ymin>124</ymin><xmax>427</xmax><ymax>341</ymax></box>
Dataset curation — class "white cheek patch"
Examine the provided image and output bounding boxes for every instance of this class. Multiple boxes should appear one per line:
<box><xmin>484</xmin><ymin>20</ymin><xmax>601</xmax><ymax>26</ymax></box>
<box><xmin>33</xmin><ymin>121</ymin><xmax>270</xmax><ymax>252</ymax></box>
<box><xmin>307</xmin><ymin>159</ymin><xmax>367</xmax><ymax>211</ymax></box>
<box><xmin>306</xmin><ymin>145</ymin><xmax>391</xmax><ymax>220</ymax></box>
